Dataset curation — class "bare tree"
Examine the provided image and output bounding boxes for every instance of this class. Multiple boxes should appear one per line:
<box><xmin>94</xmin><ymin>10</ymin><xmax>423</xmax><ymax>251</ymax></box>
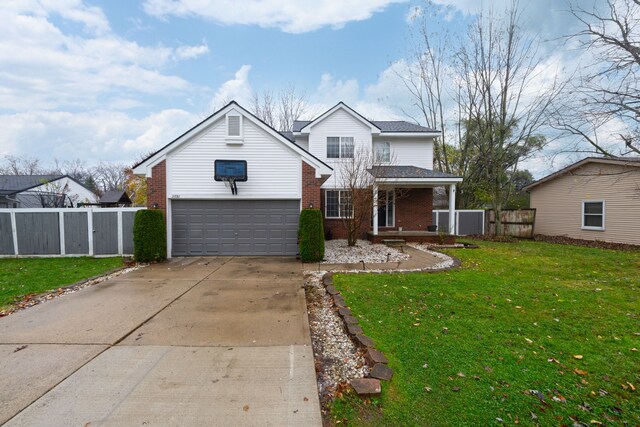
<box><xmin>552</xmin><ymin>0</ymin><xmax>640</xmax><ymax>156</ymax></box>
<box><xmin>251</xmin><ymin>85</ymin><xmax>313</xmax><ymax>131</ymax></box>
<box><xmin>456</xmin><ymin>2</ymin><xmax>563</xmax><ymax>233</ymax></box>
<box><xmin>0</xmin><ymin>155</ymin><xmax>42</xmax><ymax>175</ymax></box>
<box><xmin>92</xmin><ymin>162</ymin><xmax>127</xmax><ymax>192</ymax></box>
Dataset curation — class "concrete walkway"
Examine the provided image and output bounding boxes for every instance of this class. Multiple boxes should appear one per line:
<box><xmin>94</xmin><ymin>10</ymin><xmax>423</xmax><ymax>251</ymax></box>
<box><xmin>0</xmin><ymin>257</ymin><xmax>321</xmax><ymax>426</ymax></box>
<box><xmin>304</xmin><ymin>245</ymin><xmax>447</xmax><ymax>271</ymax></box>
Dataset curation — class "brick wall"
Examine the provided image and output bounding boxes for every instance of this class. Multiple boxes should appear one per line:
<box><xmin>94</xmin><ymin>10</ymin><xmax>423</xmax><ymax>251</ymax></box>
<box><xmin>301</xmin><ymin>161</ymin><xmax>326</xmax><ymax>210</ymax></box>
<box><xmin>395</xmin><ymin>188</ymin><xmax>433</xmax><ymax>230</ymax></box>
<box><xmin>146</xmin><ymin>160</ymin><xmax>166</xmax><ymax>216</ymax></box>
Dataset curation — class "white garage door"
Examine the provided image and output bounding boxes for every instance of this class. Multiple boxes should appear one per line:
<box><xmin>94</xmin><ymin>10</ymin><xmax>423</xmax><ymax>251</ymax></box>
<box><xmin>171</xmin><ymin>199</ymin><xmax>300</xmax><ymax>256</ymax></box>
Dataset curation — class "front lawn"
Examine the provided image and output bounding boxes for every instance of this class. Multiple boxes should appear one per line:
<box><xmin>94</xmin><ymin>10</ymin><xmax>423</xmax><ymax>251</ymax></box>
<box><xmin>331</xmin><ymin>240</ymin><xmax>639</xmax><ymax>426</ymax></box>
<box><xmin>0</xmin><ymin>257</ymin><xmax>123</xmax><ymax>310</ymax></box>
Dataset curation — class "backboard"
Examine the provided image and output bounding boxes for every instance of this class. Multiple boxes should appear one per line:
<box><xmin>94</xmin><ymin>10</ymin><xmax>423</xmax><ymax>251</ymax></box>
<box><xmin>214</xmin><ymin>160</ymin><xmax>247</xmax><ymax>182</ymax></box>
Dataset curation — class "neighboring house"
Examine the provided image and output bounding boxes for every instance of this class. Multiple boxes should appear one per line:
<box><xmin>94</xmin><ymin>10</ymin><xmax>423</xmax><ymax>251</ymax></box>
<box><xmin>525</xmin><ymin>157</ymin><xmax>640</xmax><ymax>246</ymax></box>
<box><xmin>0</xmin><ymin>175</ymin><xmax>98</xmax><ymax>208</ymax></box>
<box><xmin>133</xmin><ymin>101</ymin><xmax>462</xmax><ymax>257</ymax></box>
<box><xmin>99</xmin><ymin>190</ymin><xmax>132</xmax><ymax>207</ymax></box>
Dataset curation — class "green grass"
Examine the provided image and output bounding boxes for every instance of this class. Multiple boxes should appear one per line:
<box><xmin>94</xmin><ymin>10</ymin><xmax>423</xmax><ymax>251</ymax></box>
<box><xmin>330</xmin><ymin>240</ymin><xmax>640</xmax><ymax>426</ymax></box>
<box><xmin>0</xmin><ymin>257</ymin><xmax>123</xmax><ymax>309</ymax></box>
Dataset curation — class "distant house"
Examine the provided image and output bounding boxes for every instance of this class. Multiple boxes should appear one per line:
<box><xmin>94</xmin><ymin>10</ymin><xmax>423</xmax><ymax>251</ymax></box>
<box><xmin>0</xmin><ymin>175</ymin><xmax>98</xmax><ymax>208</ymax></box>
<box><xmin>99</xmin><ymin>190</ymin><xmax>132</xmax><ymax>207</ymax></box>
<box><xmin>525</xmin><ymin>157</ymin><xmax>640</xmax><ymax>246</ymax></box>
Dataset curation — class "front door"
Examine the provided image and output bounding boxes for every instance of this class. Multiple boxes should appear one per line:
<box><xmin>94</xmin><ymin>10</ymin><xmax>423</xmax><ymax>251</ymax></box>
<box><xmin>376</xmin><ymin>190</ymin><xmax>394</xmax><ymax>227</ymax></box>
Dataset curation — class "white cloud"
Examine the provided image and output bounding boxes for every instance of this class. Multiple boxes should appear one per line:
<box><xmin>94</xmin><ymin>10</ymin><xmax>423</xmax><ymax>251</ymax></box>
<box><xmin>211</xmin><ymin>65</ymin><xmax>253</xmax><ymax>110</ymax></box>
<box><xmin>0</xmin><ymin>109</ymin><xmax>199</xmax><ymax>164</ymax></box>
<box><xmin>316</xmin><ymin>73</ymin><xmax>360</xmax><ymax>105</ymax></box>
<box><xmin>143</xmin><ymin>0</ymin><xmax>407</xmax><ymax>33</ymax></box>
<box><xmin>406</xmin><ymin>5</ymin><xmax>422</xmax><ymax>22</ymax></box>
<box><xmin>0</xmin><ymin>2</ymin><xmax>209</xmax><ymax>112</ymax></box>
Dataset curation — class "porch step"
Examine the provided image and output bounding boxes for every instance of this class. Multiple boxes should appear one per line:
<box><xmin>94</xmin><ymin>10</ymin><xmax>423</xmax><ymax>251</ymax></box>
<box><xmin>381</xmin><ymin>239</ymin><xmax>406</xmax><ymax>248</ymax></box>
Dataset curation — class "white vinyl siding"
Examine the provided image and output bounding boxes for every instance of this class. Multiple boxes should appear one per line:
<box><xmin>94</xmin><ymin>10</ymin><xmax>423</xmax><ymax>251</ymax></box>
<box><xmin>325</xmin><ymin>190</ymin><xmax>352</xmax><ymax>219</ymax></box>
<box><xmin>169</xmin><ymin>115</ymin><xmax>301</xmax><ymax>199</ymax></box>
<box><xmin>375</xmin><ymin>137</ymin><xmax>434</xmax><ymax>170</ymax></box>
<box><xmin>582</xmin><ymin>200</ymin><xmax>605</xmax><ymax>230</ymax></box>
<box><xmin>530</xmin><ymin>162</ymin><xmax>640</xmax><ymax>245</ymax></box>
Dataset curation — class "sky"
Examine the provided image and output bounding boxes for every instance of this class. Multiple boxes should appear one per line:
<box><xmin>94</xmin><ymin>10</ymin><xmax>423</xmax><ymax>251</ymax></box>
<box><xmin>0</xmin><ymin>0</ymin><xmax>607</xmax><ymax>177</ymax></box>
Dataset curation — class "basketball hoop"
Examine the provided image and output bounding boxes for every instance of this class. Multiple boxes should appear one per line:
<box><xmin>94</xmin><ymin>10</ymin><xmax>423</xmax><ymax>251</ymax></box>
<box><xmin>214</xmin><ymin>159</ymin><xmax>247</xmax><ymax>196</ymax></box>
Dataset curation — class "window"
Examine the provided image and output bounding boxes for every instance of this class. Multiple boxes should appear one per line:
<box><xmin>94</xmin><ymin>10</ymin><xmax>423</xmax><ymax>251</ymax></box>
<box><xmin>582</xmin><ymin>200</ymin><xmax>605</xmax><ymax>230</ymax></box>
<box><xmin>325</xmin><ymin>190</ymin><xmax>353</xmax><ymax>218</ymax></box>
<box><xmin>327</xmin><ymin>137</ymin><xmax>354</xmax><ymax>158</ymax></box>
<box><xmin>227</xmin><ymin>114</ymin><xmax>241</xmax><ymax>138</ymax></box>
<box><xmin>375</xmin><ymin>141</ymin><xmax>391</xmax><ymax>163</ymax></box>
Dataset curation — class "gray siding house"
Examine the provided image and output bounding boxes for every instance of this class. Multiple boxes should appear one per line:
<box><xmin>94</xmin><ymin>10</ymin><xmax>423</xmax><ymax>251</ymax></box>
<box><xmin>525</xmin><ymin>157</ymin><xmax>640</xmax><ymax>246</ymax></box>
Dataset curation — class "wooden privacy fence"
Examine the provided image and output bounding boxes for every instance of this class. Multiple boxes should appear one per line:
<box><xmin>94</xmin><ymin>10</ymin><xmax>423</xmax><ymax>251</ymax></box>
<box><xmin>487</xmin><ymin>209</ymin><xmax>536</xmax><ymax>238</ymax></box>
<box><xmin>0</xmin><ymin>208</ymin><xmax>145</xmax><ymax>257</ymax></box>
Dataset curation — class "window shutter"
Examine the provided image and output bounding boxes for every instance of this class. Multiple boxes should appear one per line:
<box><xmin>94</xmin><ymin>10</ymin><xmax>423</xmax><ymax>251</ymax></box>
<box><xmin>228</xmin><ymin>115</ymin><xmax>241</xmax><ymax>137</ymax></box>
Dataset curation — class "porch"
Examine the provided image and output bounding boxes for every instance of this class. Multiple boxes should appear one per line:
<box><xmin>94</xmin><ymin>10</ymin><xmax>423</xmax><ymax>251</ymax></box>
<box><xmin>367</xmin><ymin>230</ymin><xmax>456</xmax><ymax>244</ymax></box>
<box><xmin>370</xmin><ymin>166</ymin><xmax>463</xmax><ymax>241</ymax></box>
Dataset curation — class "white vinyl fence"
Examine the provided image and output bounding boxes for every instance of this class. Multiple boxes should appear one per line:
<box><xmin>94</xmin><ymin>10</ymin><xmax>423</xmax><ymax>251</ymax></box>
<box><xmin>0</xmin><ymin>208</ymin><xmax>145</xmax><ymax>257</ymax></box>
<box><xmin>433</xmin><ymin>209</ymin><xmax>485</xmax><ymax>235</ymax></box>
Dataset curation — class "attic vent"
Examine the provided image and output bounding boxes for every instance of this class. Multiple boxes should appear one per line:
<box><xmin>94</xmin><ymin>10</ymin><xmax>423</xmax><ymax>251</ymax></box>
<box><xmin>227</xmin><ymin>115</ymin><xmax>241</xmax><ymax>137</ymax></box>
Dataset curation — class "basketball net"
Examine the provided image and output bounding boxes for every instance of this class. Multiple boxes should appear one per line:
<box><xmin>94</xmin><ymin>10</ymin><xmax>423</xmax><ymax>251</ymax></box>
<box><xmin>223</xmin><ymin>177</ymin><xmax>238</xmax><ymax>195</ymax></box>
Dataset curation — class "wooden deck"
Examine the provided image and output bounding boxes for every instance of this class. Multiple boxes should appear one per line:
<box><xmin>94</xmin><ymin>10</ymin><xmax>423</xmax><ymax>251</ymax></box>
<box><xmin>367</xmin><ymin>231</ymin><xmax>456</xmax><ymax>244</ymax></box>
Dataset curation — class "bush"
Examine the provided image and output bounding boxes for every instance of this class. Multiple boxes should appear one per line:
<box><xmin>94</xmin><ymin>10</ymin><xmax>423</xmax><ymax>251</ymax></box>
<box><xmin>298</xmin><ymin>209</ymin><xmax>324</xmax><ymax>262</ymax></box>
<box><xmin>133</xmin><ymin>209</ymin><xmax>167</xmax><ymax>262</ymax></box>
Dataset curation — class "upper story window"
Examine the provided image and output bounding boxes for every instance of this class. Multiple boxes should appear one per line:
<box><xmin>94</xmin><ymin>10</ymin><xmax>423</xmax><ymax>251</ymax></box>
<box><xmin>375</xmin><ymin>141</ymin><xmax>391</xmax><ymax>163</ymax></box>
<box><xmin>327</xmin><ymin>137</ymin><xmax>354</xmax><ymax>159</ymax></box>
<box><xmin>226</xmin><ymin>114</ymin><xmax>242</xmax><ymax>138</ymax></box>
<box><xmin>582</xmin><ymin>200</ymin><xmax>605</xmax><ymax>230</ymax></box>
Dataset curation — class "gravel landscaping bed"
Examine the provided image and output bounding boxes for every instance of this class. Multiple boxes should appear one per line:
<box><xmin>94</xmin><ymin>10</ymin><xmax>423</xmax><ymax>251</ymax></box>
<box><xmin>304</xmin><ymin>271</ymin><xmax>367</xmax><ymax>413</ymax></box>
<box><xmin>322</xmin><ymin>239</ymin><xmax>409</xmax><ymax>264</ymax></box>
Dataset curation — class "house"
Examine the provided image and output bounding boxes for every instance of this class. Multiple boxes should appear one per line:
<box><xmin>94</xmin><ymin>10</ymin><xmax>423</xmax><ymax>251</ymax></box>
<box><xmin>99</xmin><ymin>190</ymin><xmax>132</xmax><ymax>207</ymax></box>
<box><xmin>525</xmin><ymin>157</ymin><xmax>640</xmax><ymax>246</ymax></box>
<box><xmin>133</xmin><ymin>101</ymin><xmax>462</xmax><ymax>257</ymax></box>
<box><xmin>0</xmin><ymin>175</ymin><xmax>98</xmax><ymax>208</ymax></box>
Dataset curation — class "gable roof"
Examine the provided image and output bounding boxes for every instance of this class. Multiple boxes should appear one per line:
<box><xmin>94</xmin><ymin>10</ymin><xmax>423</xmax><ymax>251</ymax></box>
<box><xmin>99</xmin><ymin>190</ymin><xmax>131</xmax><ymax>204</ymax></box>
<box><xmin>296</xmin><ymin>102</ymin><xmax>381</xmax><ymax>134</ymax></box>
<box><xmin>132</xmin><ymin>101</ymin><xmax>332</xmax><ymax>176</ymax></box>
<box><xmin>524</xmin><ymin>157</ymin><xmax>640</xmax><ymax>191</ymax></box>
<box><xmin>292</xmin><ymin>107</ymin><xmax>438</xmax><ymax>134</ymax></box>
<box><xmin>0</xmin><ymin>175</ymin><xmax>65</xmax><ymax>196</ymax></box>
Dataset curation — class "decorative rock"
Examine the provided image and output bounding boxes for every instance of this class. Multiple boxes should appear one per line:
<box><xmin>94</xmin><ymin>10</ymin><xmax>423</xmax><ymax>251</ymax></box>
<box><xmin>323</xmin><ymin>275</ymin><xmax>333</xmax><ymax>286</ymax></box>
<box><xmin>347</xmin><ymin>323</ymin><xmax>363</xmax><ymax>335</ymax></box>
<box><xmin>370</xmin><ymin>363</ymin><xmax>393</xmax><ymax>381</ymax></box>
<box><xmin>333</xmin><ymin>295</ymin><xmax>347</xmax><ymax>308</ymax></box>
<box><xmin>355</xmin><ymin>334</ymin><xmax>376</xmax><ymax>348</ymax></box>
<box><xmin>326</xmin><ymin>285</ymin><xmax>339</xmax><ymax>296</ymax></box>
<box><xmin>365</xmin><ymin>348</ymin><xmax>389</xmax><ymax>365</ymax></box>
<box><xmin>338</xmin><ymin>307</ymin><xmax>352</xmax><ymax>317</ymax></box>
<box><xmin>350</xmin><ymin>378</ymin><xmax>381</xmax><ymax>397</ymax></box>
<box><xmin>343</xmin><ymin>315</ymin><xmax>359</xmax><ymax>325</ymax></box>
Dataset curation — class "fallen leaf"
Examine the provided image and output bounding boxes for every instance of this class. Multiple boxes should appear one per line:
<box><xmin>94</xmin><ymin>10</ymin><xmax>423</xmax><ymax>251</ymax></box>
<box><xmin>303</xmin><ymin>397</ymin><xmax>309</xmax><ymax>402</ymax></box>
<box><xmin>631</xmin><ymin>348</ymin><xmax>638</xmax><ymax>352</ymax></box>
<box><xmin>452</xmin><ymin>386</ymin><xmax>461</xmax><ymax>392</ymax></box>
<box><xmin>457</xmin><ymin>372</ymin><xmax>466</xmax><ymax>378</ymax></box>
<box><xmin>573</xmin><ymin>355</ymin><xmax>583</xmax><ymax>360</ymax></box>
<box><xmin>424</xmin><ymin>386</ymin><xmax>432</xmax><ymax>392</ymax></box>
<box><xmin>243</xmin><ymin>405</ymin><xmax>250</xmax><ymax>412</ymax></box>
<box><xmin>525</xmin><ymin>338</ymin><xmax>533</xmax><ymax>344</ymax></box>
<box><xmin>574</xmin><ymin>369</ymin><xmax>587</xmax><ymax>376</ymax></box>
<box><xmin>13</xmin><ymin>345</ymin><xmax>28</xmax><ymax>353</ymax></box>
<box><xmin>590</xmin><ymin>420</ymin><xmax>603</xmax><ymax>425</ymax></box>
<box><xmin>627</xmin><ymin>382</ymin><xmax>636</xmax><ymax>391</ymax></box>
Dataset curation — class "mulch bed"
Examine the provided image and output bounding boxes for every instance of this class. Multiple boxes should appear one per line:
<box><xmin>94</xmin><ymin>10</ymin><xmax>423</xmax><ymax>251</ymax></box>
<box><xmin>533</xmin><ymin>234</ymin><xmax>640</xmax><ymax>251</ymax></box>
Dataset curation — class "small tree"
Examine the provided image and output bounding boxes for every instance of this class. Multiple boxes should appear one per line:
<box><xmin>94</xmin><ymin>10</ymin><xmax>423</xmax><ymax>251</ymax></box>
<box><xmin>332</xmin><ymin>145</ymin><xmax>407</xmax><ymax>246</ymax></box>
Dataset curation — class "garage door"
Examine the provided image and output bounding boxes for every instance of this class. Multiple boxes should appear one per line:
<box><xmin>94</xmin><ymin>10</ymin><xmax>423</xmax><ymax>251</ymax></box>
<box><xmin>171</xmin><ymin>199</ymin><xmax>300</xmax><ymax>256</ymax></box>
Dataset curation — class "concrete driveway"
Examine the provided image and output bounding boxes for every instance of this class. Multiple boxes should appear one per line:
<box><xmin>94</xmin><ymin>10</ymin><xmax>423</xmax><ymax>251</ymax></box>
<box><xmin>0</xmin><ymin>257</ymin><xmax>321</xmax><ymax>426</ymax></box>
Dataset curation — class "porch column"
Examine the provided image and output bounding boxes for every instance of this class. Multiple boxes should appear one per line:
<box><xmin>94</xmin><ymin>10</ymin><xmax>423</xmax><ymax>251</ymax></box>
<box><xmin>448</xmin><ymin>184</ymin><xmax>456</xmax><ymax>235</ymax></box>
<box><xmin>372</xmin><ymin>184</ymin><xmax>379</xmax><ymax>236</ymax></box>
